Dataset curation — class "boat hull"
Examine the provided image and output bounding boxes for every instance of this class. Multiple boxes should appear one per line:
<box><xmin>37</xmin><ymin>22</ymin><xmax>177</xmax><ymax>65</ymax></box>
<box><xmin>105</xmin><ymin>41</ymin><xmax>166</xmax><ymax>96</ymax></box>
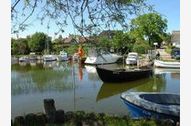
<box><xmin>96</xmin><ymin>66</ymin><xmax>152</xmax><ymax>83</ymax></box>
<box><xmin>121</xmin><ymin>92</ymin><xmax>180</xmax><ymax>121</ymax></box>
<box><xmin>84</xmin><ymin>54</ymin><xmax>122</xmax><ymax>65</ymax></box>
<box><xmin>154</xmin><ymin>60</ymin><xmax>180</xmax><ymax>68</ymax></box>
<box><xmin>43</xmin><ymin>55</ymin><xmax>57</xmax><ymax>62</ymax></box>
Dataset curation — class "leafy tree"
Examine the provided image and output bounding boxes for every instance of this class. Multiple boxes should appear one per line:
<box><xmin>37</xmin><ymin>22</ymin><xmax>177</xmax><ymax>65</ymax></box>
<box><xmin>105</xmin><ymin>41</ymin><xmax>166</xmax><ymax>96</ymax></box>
<box><xmin>112</xmin><ymin>32</ymin><xmax>135</xmax><ymax>52</ymax></box>
<box><xmin>11</xmin><ymin>38</ymin><xmax>30</xmax><ymax>55</ymax></box>
<box><xmin>130</xmin><ymin>13</ymin><xmax>167</xmax><ymax>47</ymax></box>
<box><xmin>132</xmin><ymin>40</ymin><xmax>151</xmax><ymax>54</ymax></box>
<box><xmin>65</xmin><ymin>45</ymin><xmax>78</xmax><ymax>55</ymax></box>
<box><xmin>98</xmin><ymin>36</ymin><xmax>112</xmax><ymax>49</ymax></box>
<box><xmin>28</xmin><ymin>32</ymin><xmax>51</xmax><ymax>54</ymax></box>
<box><xmin>11</xmin><ymin>0</ymin><xmax>153</xmax><ymax>36</ymax></box>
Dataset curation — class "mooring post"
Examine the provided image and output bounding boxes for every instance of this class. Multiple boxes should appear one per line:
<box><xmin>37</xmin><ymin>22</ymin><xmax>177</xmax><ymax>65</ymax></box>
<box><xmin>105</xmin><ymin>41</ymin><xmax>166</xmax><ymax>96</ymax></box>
<box><xmin>43</xmin><ymin>99</ymin><xmax>56</xmax><ymax>123</ymax></box>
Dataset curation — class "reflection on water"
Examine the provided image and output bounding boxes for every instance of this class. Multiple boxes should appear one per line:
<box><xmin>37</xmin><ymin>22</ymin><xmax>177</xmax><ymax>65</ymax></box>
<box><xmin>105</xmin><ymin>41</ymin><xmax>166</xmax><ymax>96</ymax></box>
<box><xmin>96</xmin><ymin>75</ymin><xmax>165</xmax><ymax>102</ymax></box>
<box><xmin>12</xmin><ymin>62</ymin><xmax>180</xmax><ymax>118</ymax></box>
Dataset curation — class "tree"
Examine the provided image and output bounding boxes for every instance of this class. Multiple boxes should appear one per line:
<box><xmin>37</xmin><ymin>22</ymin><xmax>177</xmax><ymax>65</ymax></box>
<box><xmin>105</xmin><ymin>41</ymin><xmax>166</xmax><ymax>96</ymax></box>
<box><xmin>112</xmin><ymin>32</ymin><xmax>134</xmax><ymax>52</ymax></box>
<box><xmin>98</xmin><ymin>36</ymin><xmax>112</xmax><ymax>49</ymax></box>
<box><xmin>28</xmin><ymin>32</ymin><xmax>51</xmax><ymax>54</ymax></box>
<box><xmin>11</xmin><ymin>38</ymin><xmax>30</xmax><ymax>55</ymax></box>
<box><xmin>11</xmin><ymin>0</ymin><xmax>153</xmax><ymax>36</ymax></box>
<box><xmin>132</xmin><ymin>40</ymin><xmax>151</xmax><ymax>54</ymax></box>
<box><xmin>130</xmin><ymin>13</ymin><xmax>167</xmax><ymax>47</ymax></box>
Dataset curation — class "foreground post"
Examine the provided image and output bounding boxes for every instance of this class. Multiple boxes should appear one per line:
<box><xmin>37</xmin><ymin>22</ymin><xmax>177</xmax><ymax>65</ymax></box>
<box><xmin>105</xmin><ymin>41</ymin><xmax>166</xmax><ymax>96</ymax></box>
<box><xmin>43</xmin><ymin>99</ymin><xmax>56</xmax><ymax>123</ymax></box>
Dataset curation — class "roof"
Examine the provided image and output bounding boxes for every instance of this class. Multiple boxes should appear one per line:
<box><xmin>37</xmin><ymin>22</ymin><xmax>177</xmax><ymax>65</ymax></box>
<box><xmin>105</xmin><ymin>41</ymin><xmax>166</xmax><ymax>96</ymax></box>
<box><xmin>171</xmin><ymin>31</ymin><xmax>180</xmax><ymax>43</ymax></box>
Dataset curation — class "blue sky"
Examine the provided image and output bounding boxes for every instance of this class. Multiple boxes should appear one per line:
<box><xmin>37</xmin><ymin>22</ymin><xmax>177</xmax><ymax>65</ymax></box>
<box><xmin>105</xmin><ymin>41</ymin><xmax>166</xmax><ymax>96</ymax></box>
<box><xmin>148</xmin><ymin>0</ymin><xmax>180</xmax><ymax>32</ymax></box>
<box><xmin>12</xmin><ymin>0</ymin><xmax>180</xmax><ymax>39</ymax></box>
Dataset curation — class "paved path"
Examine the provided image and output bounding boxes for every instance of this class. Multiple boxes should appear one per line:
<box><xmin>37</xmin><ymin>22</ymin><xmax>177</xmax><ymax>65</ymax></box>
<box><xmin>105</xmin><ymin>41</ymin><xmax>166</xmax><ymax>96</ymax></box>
<box><xmin>157</xmin><ymin>49</ymin><xmax>172</xmax><ymax>60</ymax></box>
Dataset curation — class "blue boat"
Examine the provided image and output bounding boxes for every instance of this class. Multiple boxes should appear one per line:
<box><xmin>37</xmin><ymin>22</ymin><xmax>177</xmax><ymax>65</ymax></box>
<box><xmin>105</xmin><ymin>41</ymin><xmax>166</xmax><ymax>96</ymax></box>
<box><xmin>121</xmin><ymin>92</ymin><xmax>180</xmax><ymax>122</ymax></box>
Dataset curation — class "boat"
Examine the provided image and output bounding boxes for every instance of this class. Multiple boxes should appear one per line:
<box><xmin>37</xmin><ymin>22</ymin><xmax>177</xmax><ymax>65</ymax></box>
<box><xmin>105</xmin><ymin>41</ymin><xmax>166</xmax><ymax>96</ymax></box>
<box><xmin>29</xmin><ymin>52</ymin><xmax>37</xmax><ymax>60</ymax></box>
<box><xmin>19</xmin><ymin>56</ymin><xmax>29</xmax><ymax>62</ymax></box>
<box><xmin>43</xmin><ymin>38</ymin><xmax>57</xmax><ymax>62</ymax></box>
<box><xmin>96</xmin><ymin>65</ymin><xmax>153</xmax><ymax>83</ymax></box>
<box><xmin>126</xmin><ymin>52</ymin><xmax>139</xmax><ymax>65</ymax></box>
<box><xmin>57</xmin><ymin>50</ymin><xmax>69</xmax><ymax>61</ymax></box>
<box><xmin>121</xmin><ymin>92</ymin><xmax>180</xmax><ymax>121</ymax></box>
<box><xmin>43</xmin><ymin>54</ymin><xmax>57</xmax><ymax>62</ymax></box>
<box><xmin>85</xmin><ymin>49</ymin><xmax>122</xmax><ymax>65</ymax></box>
<box><xmin>154</xmin><ymin>60</ymin><xmax>180</xmax><ymax>68</ymax></box>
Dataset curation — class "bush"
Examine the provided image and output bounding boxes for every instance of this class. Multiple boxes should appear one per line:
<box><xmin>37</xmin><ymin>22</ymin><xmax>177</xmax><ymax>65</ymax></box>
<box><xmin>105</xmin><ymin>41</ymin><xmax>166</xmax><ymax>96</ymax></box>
<box><xmin>132</xmin><ymin>41</ymin><xmax>151</xmax><ymax>54</ymax></box>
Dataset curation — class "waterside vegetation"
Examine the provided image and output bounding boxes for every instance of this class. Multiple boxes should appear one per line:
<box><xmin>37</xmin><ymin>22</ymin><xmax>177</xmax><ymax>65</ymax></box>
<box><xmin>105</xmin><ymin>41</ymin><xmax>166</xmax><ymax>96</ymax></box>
<box><xmin>12</xmin><ymin>13</ymin><xmax>173</xmax><ymax>57</ymax></box>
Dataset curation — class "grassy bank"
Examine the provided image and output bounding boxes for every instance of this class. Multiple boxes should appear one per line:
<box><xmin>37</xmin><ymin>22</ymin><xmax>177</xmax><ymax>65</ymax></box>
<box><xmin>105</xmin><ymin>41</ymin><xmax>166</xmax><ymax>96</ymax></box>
<box><xmin>12</xmin><ymin>111</ymin><xmax>177</xmax><ymax>126</ymax></box>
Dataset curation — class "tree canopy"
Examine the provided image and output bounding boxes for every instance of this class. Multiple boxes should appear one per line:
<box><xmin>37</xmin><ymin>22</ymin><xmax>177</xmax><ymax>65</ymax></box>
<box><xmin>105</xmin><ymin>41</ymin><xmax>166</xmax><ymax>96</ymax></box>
<box><xmin>11</xmin><ymin>0</ymin><xmax>153</xmax><ymax>36</ymax></box>
<box><xmin>129</xmin><ymin>13</ymin><xmax>167</xmax><ymax>46</ymax></box>
<box><xmin>28</xmin><ymin>32</ymin><xmax>51</xmax><ymax>54</ymax></box>
<box><xmin>11</xmin><ymin>38</ymin><xmax>30</xmax><ymax>55</ymax></box>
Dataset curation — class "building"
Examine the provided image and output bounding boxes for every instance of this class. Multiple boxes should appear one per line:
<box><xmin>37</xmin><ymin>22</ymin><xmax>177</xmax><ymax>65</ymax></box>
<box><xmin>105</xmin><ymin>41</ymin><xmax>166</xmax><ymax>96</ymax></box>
<box><xmin>171</xmin><ymin>31</ymin><xmax>180</xmax><ymax>48</ymax></box>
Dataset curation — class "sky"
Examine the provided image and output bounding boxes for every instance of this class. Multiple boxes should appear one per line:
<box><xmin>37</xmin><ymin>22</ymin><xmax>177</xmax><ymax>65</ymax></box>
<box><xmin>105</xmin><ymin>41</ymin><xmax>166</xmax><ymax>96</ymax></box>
<box><xmin>11</xmin><ymin>0</ymin><xmax>180</xmax><ymax>39</ymax></box>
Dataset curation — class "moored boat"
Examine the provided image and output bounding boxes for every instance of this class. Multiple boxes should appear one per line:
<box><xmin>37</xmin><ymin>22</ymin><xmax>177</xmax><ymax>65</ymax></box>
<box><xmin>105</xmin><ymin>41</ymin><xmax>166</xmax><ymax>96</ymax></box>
<box><xmin>96</xmin><ymin>65</ymin><xmax>152</xmax><ymax>83</ymax></box>
<box><xmin>19</xmin><ymin>56</ymin><xmax>29</xmax><ymax>62</ymax></box>
<box><xmin>29</xmin><ymin>52</ymin><xmax>37</xmax><ymax>60</ymax></box>
<box><xmin>85</xmin><ymin>49</ymin><xmax>122</xmax><ymax>65</ymax></box>
<box><xmin>57</xmin><ymin>50</ymin><xmax>69</xmax><ymax>61</ymax></box>
<box><xmin>121</xmin><ymin>92</ymin><xmax>180</xmax><ymax>121</ymax></box>
<box><xmin>43</xmin><ymin>55</ymin><xmax>57</xmax><ymax>62</ymax></box>
<box><xmin>126</xmin><ymin>52</ymin><xmax>139</xmax><ymax>65</ymax></box>
<box><xmin>154</xmin><ymin>60</ymin><xmax>180</xmax><ymax>68</ymax></box>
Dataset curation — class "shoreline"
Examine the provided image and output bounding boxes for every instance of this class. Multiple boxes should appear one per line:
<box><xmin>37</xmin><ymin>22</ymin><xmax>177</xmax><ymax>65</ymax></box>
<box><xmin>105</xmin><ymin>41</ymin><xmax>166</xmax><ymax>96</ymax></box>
<box><xmin>12</xmin><ymin>99</ymin><xmax>179</xmax><ymax>126</ymax></box>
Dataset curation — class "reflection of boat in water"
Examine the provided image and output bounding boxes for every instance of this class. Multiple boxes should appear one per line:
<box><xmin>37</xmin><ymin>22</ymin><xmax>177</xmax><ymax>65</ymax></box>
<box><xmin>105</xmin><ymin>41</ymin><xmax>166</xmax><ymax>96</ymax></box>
<box><xmin>96</xmin><ymin>65</ymin><xmax>153</xmax><ymax>83</ymax></box>
<box><xmin>154</xmin><ymin>68</ymin><xmax>180</xmax><ymax>75</ymax></box>
<box><xmin>19</xmin><ymin>61</ymin><xmax>28</xmax><ymax>66</ymax></box>
<box><xmin>84</xmin><ymin>65</ymin><xmax>97</xmax><ymax>73</ymax></box>
<box><xmin>121</xmin><ymin>92</ymin><xmax>180</xmax><ymax>122</ymax></box>
<box><xmin>29</xmin><ymin>61</ymin><xmax>37</xmax><ymax>66</ymax></box>
<box><xmin>154</xmin><ymin>60</ymin><xmax>180</xmax><ymax>68</ymax></box>
<box><xmin>43</xmin><ymin>61</ymin><xmax>57</xmax><ymax>68</ymax></box>
<box><xmin>84</xmin><ymin>65</ymin><xmax>100</xmax><ymax>81</ymax></box>
<box><xmin>96</xmin><ymin>78</ymin><xmax>152</xmax><ymax>102</ymax></box>
<box><xmin>96</xmin><ymin>74</ymin><xmax>166</xmax><ymax>102</ymax></box>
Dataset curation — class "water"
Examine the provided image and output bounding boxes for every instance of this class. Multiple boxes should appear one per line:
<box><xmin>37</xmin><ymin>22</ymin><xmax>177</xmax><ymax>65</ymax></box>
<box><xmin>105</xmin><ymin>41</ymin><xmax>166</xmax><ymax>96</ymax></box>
<box><xmin>11</xmin><ymin>61</ymin><xmax>180</xmax><ymax>119</ymax></box>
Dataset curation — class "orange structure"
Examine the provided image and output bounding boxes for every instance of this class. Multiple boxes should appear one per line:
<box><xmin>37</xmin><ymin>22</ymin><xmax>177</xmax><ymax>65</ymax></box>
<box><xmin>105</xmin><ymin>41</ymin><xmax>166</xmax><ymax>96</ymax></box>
<box><xmin>77</xmin><ymin>46</ymin><xmax>85</xmax><ymax>58</ymax></box>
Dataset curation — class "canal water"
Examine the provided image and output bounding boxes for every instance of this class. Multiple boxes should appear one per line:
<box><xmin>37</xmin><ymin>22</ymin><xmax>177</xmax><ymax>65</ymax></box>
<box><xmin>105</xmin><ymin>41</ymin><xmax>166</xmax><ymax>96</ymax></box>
<box><xmin>11</xmin><ymin>61</ymin><xmax>180</xmax><ymax>119</ymax></box>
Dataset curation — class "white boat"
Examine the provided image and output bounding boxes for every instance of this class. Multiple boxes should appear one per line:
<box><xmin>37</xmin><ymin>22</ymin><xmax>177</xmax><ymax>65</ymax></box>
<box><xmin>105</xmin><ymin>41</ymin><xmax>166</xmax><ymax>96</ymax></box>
<box><xmin>19</xmin><ymin>56</ymin><xmax>29</xmax><ymax>62</ymax></box>
<box><xmin>85</xmin><ymin>49</ymin><xmax>122</xmax><ymax>65</ymax></box>
<box><xmin>126</xmin><ymin>52</ymin><xmax>139</xmax><ymax>65</ymax></box>
<box><xmin>29</xmin><ymin>52</ymin><xmax>37</xmax><ymax>60</ymax></box>
<box><xmin>57</xmin><ymin>50</ymin><xmax>68</xmax><ymax>61</ymax></box>
<box><xmin>154</xmin><ymin>60</ymin><xmax>180</xmax><ymax>68</ymax></box>
<box><xmin>43</xmin><ymin>55</ymin><xmax>57</xmax><ymax>62</ymax></box>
